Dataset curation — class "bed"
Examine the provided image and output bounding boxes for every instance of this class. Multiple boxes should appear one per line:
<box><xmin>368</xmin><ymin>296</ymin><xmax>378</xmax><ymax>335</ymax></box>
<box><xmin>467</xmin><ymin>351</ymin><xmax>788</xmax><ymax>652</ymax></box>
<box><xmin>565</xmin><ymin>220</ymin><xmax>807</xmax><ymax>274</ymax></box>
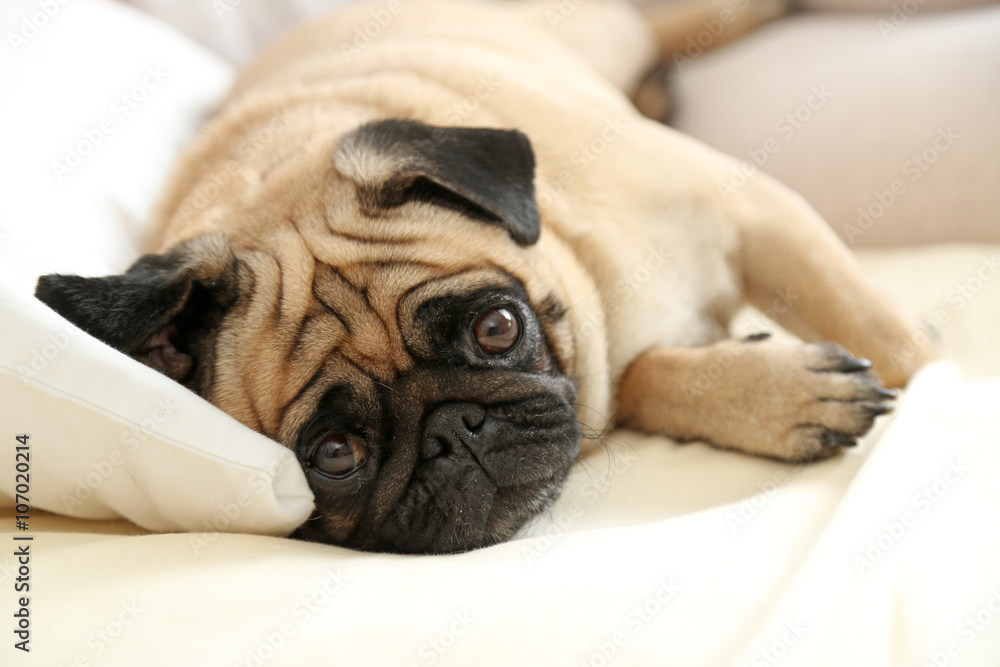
<box><xmin>2</xmin><ymin>1</ymin><xmax>998</xmax><ymax>664</ymax></box>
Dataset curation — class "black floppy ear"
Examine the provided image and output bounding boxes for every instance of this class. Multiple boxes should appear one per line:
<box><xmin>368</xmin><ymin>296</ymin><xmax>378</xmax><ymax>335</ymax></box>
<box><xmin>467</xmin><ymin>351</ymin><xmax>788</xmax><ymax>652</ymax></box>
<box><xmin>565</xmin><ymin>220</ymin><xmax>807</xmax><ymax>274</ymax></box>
<box><xmin>334</xmin><ymin>119</ymin><xmax>541</xmax><ymax>245</ymax></box>
<box><xmin>34</xmin><ymin>234</ymin><xmax>241</xmax><ymax>386</ymax></box>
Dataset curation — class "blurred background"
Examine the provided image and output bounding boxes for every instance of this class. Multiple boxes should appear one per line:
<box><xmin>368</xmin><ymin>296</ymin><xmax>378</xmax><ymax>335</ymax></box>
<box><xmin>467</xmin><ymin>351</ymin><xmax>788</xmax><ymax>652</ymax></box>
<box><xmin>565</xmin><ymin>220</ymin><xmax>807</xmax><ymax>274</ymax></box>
<box><xmin>114</xmin><ymin>0</ymin><xmax>1000</xmax><ymax>248</ymax></box>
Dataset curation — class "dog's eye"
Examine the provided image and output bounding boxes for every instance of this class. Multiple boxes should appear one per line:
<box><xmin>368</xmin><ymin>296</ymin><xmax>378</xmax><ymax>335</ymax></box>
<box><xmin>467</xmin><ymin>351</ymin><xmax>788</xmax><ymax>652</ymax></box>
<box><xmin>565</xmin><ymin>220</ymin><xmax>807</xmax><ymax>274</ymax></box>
<box><xmin>310</xmin><ymin>435</ymin><xmax>368</xmax><ymax>479</ymax></box>
<box><xmin>473</xmin><ymin>307</ymin><xmax>519</xmax><ymax>355</ymax></box>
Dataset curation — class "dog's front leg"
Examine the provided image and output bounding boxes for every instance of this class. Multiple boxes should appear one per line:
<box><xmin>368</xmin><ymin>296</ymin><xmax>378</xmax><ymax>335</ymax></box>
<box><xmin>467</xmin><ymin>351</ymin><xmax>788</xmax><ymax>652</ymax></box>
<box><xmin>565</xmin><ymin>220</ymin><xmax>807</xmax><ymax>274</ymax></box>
<box><xmin>615</xmin><ymin>335</ymin><xmax>897</xmax><ymax>462</ymax></box>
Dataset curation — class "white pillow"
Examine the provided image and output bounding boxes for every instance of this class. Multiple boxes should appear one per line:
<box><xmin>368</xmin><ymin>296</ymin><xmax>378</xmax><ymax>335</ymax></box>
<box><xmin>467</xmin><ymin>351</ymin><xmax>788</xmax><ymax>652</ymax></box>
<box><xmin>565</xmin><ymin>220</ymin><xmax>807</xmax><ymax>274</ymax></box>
<box><xmin>123</xmin><ymin>0</ymin><xmax>358</xmax><ymax>64</ymax></box>
<box><xmin>0</xmin><ymin>0</ymin><xmax>313</xmax><ymax>534</ymax></box>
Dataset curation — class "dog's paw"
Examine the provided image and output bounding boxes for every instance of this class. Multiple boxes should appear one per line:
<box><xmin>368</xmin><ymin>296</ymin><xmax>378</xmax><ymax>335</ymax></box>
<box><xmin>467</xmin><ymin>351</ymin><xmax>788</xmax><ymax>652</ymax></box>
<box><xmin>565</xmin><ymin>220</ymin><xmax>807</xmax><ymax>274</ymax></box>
<box><xmin>720</xmin><ymin>339</ymin><xmax>897</xmax><ymax>463</ymax></box>
<box><xmin>788</xmin><ymin>342</ymin><xmax>899</xmax><ymax>461</ymax></box>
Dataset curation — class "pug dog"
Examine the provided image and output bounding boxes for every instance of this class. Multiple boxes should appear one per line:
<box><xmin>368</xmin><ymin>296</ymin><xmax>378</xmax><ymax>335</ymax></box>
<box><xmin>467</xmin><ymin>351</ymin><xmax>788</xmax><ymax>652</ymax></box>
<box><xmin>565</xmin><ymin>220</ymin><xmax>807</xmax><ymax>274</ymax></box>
<box><xmin>34</xmin><ymin>0</ymin><xmax>937</xmax><ymax>554</ymax></box>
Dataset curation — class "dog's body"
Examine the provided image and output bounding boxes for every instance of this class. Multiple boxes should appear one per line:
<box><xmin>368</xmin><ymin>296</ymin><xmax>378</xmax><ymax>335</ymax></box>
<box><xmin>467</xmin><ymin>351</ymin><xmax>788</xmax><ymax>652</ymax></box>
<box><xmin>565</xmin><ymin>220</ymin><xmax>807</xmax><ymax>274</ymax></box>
<box><xmin>37</xmin><ymin>0</ymin><xmax>937</xmax><ymax>553</ymax></box>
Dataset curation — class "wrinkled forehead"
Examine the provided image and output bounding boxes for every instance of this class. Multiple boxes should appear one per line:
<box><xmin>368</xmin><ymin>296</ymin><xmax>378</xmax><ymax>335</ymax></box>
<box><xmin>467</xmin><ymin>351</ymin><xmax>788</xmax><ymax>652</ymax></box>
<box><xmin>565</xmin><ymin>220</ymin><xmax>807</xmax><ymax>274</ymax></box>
<box><xmin>223</xmin><ymin>226</ymin><xmax>553</xmax><ymax>440</ymax></box>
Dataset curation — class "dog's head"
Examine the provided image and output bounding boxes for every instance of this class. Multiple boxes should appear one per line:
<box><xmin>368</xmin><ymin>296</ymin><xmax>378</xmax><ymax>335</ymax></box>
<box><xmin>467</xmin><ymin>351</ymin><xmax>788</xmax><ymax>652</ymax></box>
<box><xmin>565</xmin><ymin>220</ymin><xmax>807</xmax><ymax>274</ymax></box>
<box><xmin>36</xmin><ymin>119</ymin><xmax>595</xmax><ymax>553</ymax></box>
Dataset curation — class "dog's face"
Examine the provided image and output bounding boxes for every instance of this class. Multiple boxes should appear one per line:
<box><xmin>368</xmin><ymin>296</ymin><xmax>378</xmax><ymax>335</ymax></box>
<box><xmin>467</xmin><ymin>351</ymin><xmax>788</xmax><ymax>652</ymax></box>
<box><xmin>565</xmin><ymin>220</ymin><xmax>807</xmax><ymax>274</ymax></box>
<box><xmin>36</xmin><ymin>120</ymin><xmax>586</xmax><ymax>553</ymax></box>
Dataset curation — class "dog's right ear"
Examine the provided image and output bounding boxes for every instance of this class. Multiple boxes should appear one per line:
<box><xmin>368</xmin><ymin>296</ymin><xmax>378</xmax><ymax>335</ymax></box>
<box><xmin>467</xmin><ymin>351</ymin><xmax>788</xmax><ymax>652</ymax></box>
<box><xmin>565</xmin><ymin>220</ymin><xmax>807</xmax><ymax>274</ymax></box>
<box><xmin>334</xmin><ymin>119</ymin><xmax>541</xmax><ymax>245</ymax></box>
<box><xmin>34</xmin><ymin>234</ymin><xmax>241</xmax><ymax>386</ymax></box>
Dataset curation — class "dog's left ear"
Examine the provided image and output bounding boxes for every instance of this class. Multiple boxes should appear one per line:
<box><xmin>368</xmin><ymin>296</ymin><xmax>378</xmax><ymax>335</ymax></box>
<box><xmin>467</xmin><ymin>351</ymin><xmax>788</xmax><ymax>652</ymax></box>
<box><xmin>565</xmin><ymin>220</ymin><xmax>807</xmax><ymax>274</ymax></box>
<box><xmin>34</xmin><ymin>234</ymin><xmax>241</xmax><ymax>386</ymax></box>
<box><xmin>334</xmin><ymin>119</ymin><xmax>541</xmax><ymax>245</ymax></box>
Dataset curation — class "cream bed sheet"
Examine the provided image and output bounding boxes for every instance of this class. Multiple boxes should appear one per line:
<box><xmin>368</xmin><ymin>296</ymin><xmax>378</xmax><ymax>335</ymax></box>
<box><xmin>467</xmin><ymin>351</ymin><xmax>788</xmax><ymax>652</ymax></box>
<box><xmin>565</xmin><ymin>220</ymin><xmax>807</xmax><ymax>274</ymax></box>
<box><xmin>2</xmin><ymin>244</ymin><xmax>999</xmax><ymax>666</ymax></box>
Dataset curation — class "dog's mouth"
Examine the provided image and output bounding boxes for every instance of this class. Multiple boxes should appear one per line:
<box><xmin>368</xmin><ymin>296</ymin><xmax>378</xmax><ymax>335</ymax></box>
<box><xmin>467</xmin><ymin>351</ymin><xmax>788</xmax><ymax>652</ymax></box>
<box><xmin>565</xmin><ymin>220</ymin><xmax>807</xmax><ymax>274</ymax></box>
<box><xmin>377</xmin><ymin>471</ymin><xmax>574</xmax><ymax>555</ymax></box>
<box><xmin>293</xmin><ymin>384</ymin><xmax>581</xmax><ymax>554</ymax></box>
<box><xmin>374</xmin><ymin>399</ymin><xmax>580</xmax><ymax>554</ymax></box>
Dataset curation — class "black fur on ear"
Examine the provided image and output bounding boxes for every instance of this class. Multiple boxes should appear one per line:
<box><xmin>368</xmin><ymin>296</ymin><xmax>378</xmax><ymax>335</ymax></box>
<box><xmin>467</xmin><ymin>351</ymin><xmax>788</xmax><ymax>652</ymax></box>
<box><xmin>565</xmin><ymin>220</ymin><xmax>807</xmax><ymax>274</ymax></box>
<box><xmin>34</xmin><ymin>234</ymin><xmax>242</xmax><ymax>386</ymax></box>
<box><xmin>334</xmin><ymin>119</ymin><xmax>541</xmax><ymax>245</ymax></box>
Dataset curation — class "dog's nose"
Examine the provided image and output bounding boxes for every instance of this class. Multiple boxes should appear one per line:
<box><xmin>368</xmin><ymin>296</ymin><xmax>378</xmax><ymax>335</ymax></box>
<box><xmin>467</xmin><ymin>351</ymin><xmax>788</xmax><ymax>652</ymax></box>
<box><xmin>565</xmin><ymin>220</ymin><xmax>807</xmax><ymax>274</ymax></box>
<box><xmin>421</xmin><ymin>402</ymin><xmax>487</xmax><ymax>460</ymax></box>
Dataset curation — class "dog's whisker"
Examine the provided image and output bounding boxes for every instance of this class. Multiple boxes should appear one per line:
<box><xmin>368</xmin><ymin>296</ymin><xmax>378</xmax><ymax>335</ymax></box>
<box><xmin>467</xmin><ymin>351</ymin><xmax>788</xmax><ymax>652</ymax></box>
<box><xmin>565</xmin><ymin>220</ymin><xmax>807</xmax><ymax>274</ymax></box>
<box><xmin>569</xmin><ymin>400</ymin><xmax>614</xmax><ymax>428</ymax></box>
<box><xmin>374</xmin><ymin>381</ymin><xmax>397</xmax><ymax>394</ymax></box>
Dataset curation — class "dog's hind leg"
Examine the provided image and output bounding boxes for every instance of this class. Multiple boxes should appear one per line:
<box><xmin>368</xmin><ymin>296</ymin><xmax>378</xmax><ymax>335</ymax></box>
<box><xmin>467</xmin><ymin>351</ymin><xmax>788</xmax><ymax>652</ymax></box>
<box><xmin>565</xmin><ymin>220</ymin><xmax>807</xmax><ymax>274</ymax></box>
<box><xmin>640</xmin><ymin>0</ymin><xmax>789</xmax><ymax>62</ymax></box>
<box><xmin>633</xmin><ymin>0</ymin><xmax>789</xmax><ymax>121</ymax></box>
<box><xmin>506</xmin><ymin>0</ymin><xmax>660</xmax><ymax>94</ymax></box>
<box><xmin>508</xmin><ymin>0</ymin><xmax>789</xmax><ymax>121</ymax></box>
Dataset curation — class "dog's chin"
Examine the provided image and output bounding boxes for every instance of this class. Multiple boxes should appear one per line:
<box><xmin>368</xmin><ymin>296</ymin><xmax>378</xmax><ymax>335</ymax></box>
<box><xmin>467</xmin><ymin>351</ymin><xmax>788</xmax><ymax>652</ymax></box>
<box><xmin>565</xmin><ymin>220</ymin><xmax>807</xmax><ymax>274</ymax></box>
<box><xmin>375</xmin><ymin>467</ymin><xmax>573</xmax><ymax>555</ymax></box>
<box><xmin>289</xmin><ymin>466</ymin><xmax>573</xmax><ymax>554</ymax></box>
